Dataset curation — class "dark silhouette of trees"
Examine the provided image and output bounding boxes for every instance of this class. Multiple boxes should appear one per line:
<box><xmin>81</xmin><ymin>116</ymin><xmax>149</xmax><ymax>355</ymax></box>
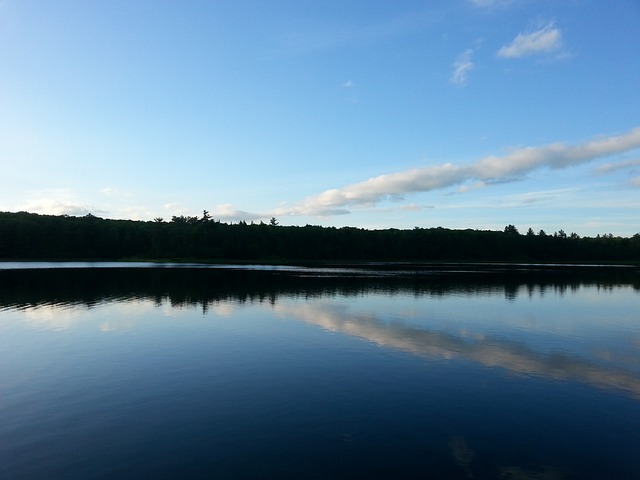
<box><xmin>504</xmin><ymin>224</ymin><xmax>519</xmax><ymax>235</ymax></box>
<box><xmin>0</xmin><ymin>211</ymin><xmax>638</xmax><ymax>263</ymax></box>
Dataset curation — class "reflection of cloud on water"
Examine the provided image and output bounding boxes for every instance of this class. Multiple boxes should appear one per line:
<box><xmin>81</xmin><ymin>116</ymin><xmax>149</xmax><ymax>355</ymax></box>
<box><xmin>498</xmin><ymin>465</ymin><xmax>565</xmax><ymax>479</ymax></box>
<box><xmin>275</xmin><ymin>301</ymin><xmax>640</xmax><ymax>399</ymax></box>
<box><xmin>449</xmin><ymin>435</ymin><xmax>475</xmax><ymax>478</ymax></box>
<box><xmin>15</xmin><ymin>296</ymin><xmax>246</xmax><ymax>332</ymax></box>
<box><xmin>447</xmin><ymin>434</ymin><xmax>567</xmax><ymax>479</ymax></box>
<box><xmin>20</xmin><ymin>300</ymin><xmax>157</xmax><ymax>332</ymax></box>
<box><xmin>209</xmin><ymin>302</ymin><xmax>241</xmax><ymax>317</ymax></box>
<box><xmin>594</xmin><ymin>346</ymin><xmax>640</xmax><ymax>369</ymax></box>
<box><xmin>22</xmin><ymin>304</ymin><xmax>86</xmax><ymax>331</ymax></box>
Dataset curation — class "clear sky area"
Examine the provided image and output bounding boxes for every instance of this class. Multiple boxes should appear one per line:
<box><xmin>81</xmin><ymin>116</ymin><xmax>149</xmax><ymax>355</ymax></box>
<box><xmin>1</xmin><ymin>0</ymin><xmax>639</xmax><ymax>236</ymax></box>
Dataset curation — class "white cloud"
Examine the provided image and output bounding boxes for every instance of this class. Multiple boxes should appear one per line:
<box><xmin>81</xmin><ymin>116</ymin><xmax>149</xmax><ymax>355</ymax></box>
<box><xmin>282</xmin><ymin>127</ymin><xmax>640</xmax><ymax>216</ymax></box>
<box><xmin>450</xmin><ymin>49</ymin><xmax>474</xmax><ymax>86</ymax></box>
<box><xmin>342</xmin><ymin>80</ymin><xmax>355</xmax><ymax>88</ymax></box>
<box><xmin>497</xmin><ymin>22</ymin><xmax>562</xmax><ymax>58</ymax></box>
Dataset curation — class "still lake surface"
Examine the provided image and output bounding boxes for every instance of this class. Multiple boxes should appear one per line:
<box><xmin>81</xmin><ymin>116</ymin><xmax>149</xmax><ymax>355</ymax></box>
<box><xmin>0</xmin><ymin>262</ymin><xmax>639</xmax><ymax>479</ymax></box>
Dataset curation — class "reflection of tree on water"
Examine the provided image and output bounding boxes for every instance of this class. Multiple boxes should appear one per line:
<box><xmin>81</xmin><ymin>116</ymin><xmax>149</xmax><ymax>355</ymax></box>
<box><xmin>0</xmin><ymin>264</ymin><xmax>637</xmax><ymax>310</ymax></box>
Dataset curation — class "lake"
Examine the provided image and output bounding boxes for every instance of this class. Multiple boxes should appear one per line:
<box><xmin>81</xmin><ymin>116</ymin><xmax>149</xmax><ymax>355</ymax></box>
<box><xmin>0</xmin><ymin>263</ymin><xmax>639</xmax><ymax>479</ymax></box>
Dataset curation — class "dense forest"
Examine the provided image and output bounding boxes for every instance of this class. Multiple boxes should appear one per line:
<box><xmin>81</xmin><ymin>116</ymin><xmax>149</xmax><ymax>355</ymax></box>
<box><xmin>1</xmin><ymin>210</ymin><xmax>639</xmax><ymax>263</ymax></box>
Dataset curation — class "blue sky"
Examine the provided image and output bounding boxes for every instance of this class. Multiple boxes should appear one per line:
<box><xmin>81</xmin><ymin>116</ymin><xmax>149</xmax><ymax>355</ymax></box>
<box><xmin>1</xmin><ymin>0</ymin><xmax>639</xmax><ymax>236</ymax></box>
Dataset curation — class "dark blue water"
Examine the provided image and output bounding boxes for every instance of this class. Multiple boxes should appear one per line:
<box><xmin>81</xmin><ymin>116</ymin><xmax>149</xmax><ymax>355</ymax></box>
<box><xmin>0</xmin><ymin>264</ymin><xmax>639</xmax><ymax>479</ymax></box>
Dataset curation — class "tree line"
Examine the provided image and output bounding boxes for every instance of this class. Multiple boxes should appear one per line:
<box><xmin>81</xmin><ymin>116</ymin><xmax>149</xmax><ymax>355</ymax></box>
<box><xmin>0</xmin><ymin>211</ymin><xmax>639</xmax><ymax>263</ymax></box>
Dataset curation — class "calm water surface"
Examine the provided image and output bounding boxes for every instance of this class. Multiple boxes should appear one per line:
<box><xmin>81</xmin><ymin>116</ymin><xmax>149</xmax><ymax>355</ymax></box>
<box><xmin>0</xmin><ymin>263</ymin><xmax>639</xmax><ymax>479</ymax></box>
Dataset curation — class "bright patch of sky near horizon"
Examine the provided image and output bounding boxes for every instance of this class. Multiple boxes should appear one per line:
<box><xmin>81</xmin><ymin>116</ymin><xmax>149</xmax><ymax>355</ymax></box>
<box><xmin>1</xmin><ymin>0</ymin><xmax>639</xmax><ymax>236</ymax></box>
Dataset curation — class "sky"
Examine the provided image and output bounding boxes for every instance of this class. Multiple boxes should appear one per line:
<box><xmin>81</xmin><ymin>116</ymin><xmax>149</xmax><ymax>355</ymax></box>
<box><xmin>1</xmin><ymin>0</ymin><xmax>639</xmax><ymax>236</ymax></box>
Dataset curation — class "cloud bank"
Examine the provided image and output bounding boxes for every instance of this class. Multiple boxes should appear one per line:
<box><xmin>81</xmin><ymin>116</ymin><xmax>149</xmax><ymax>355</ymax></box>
<box><xmin>497</xmin><ymin>22</ymin><xmax>562</xmax><ymax>58</ymax></box>
<box><xmin>282</xmin><ymin>127</ymin><xmax>640</xmax><ymax>216</ymax></box>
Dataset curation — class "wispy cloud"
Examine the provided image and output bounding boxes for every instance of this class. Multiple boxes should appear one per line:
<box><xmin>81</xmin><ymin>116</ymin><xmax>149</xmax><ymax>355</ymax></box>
<box><xmin>342</xmin><ymin>80</ymin><xmax>355</xmax><ymax>88</ymax></box>
<box><xmin>503</xmin><ymin>188</ymin><xmax>580</xmax><ymax>207</ymax></box>
<box><xmin>271</xmin><ymin>9</ymin><xmax>439</xmax><ymax>57</ymax></box>
<box><xmin>211</xmin><ymin>203</ymin><xmax>266</xmax><ymax>222</ymax></box>
<box><xmin>469</xmin><ymin>0</ymin><xmax>513</xmax><ymax>7</ymax></box>
<box><xmin>497</xmin><ymin>22</ymin><xmax>562</xmax><ymax>58</ymax></box>
<box><xmin>400</xmin><ymin>203</ymin><xmax>434</xmax><ymax>211</ymax></box>
<box><xmin>100</xmin><ymin>187</ymin><xmax>133</xmax><ymax>197</ymax></box>
<box><xmin>280</xmin><ymin>127</ymin><xmax>640</xmax><ymax>216</ymax></box>
<box><xmin>118</xmin><ymin>206</ymin><xmax>155</xmax><ymax>221</ymax></box>
<box><xmin>593</xmin><ymin>158</ymin><xmax>640</xmax><ymax>174</ymax></box>
<box><xmin>450</xmin><ymin>49</ymin><xmax>474</xmax><ymax>86</ymax></box>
